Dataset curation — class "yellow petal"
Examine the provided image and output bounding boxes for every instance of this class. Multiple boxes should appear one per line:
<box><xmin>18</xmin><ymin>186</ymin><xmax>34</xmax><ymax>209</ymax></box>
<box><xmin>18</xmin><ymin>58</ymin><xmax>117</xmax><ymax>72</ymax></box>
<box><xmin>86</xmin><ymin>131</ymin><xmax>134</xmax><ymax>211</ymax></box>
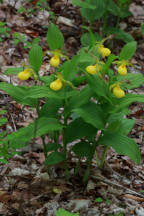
<box><xmin>118</xmin><ymin>64</ymin><xmax>127</xmax><ymax>76</ymax></box>
<box><xmin>17</xmin><ymin>71</ymin><xmax>31</xmax><ymax>80</ymax></box>
<box><xmin>113</xmin><ymin>86</ymin><xmax>125</xmax><ymax>98</ymax></box>
<box><xmin>50</xmin><ymin>55</ymin><xmax>60</xmax><ymax>67</ymax></box>
<box><xmin>99</xmin><ymin>47</ymin><xmax>111</xmax><ymax>57</ymax></box>
<box><xmin>50</xmin><ymin>78</ymin><xmax>62</xmax><ymax>91</ymax></box>
<box><xmin>86</xmin><ymin>65</ymin><xmax>97</xmax><ymax>74</ymax></box>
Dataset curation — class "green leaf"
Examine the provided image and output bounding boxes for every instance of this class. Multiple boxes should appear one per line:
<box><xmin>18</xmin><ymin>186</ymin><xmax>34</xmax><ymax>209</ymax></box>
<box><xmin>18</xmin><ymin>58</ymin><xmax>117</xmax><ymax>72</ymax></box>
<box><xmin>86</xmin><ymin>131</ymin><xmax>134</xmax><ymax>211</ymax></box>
<box><xmin>81</xmin><ymin>0</ymin><xmax>106</xmax><ymax>22</ymax></box>
<box><xmin>47</xmin><ymin>23</ymin><xmax>64</xmax><ymax>50</ymax></box>
<box><xmin>45</xmin><ymin>143</ymin><xmax>61</xmax><ymax>152</ymax></box>
<box><xmin>116</xmin><ymin>30</ymin><xmax>134</xmax><ymax>43</ymax></box>
<box><xmin>141</xmin><ymin>22</ymin><xmax>144</xmax><ymax>35</ymax></box>
<box><xmin>66</xmin><ymin>85</ymin><xmax>93</xmax><ymax>112</ymax></box>
<box><xmin>39</xmin><ymin>98</ymin><xmax>63</xmax><ymax>118</ymax></box>
<box><xmin>25</xmin><ymin>85</ymin><xmax>76</xmax><ymax>99</ymax></box>
<box><xmin>78</xmin><ymin>48</ymin><xmax>95</xmax><ymax>66</ymax></box>
<box><xmin>119</xmin><ymin>41</ymin><xmax>137</xmax><ymax>60</ymax></box>
<box><xmin>28</xmin><ymin>45</ymin><xmax>43</xmax><ymax>73</ymax></box>
<box><xmin>0</xmin><ymin>82</ymin><xmax>37</xmax><ymax>107</ymax></box>
<box><xmin>0</xmin><ymin>110</ymin><xmax>7</xmax><ymax>114</ymax></box>
<box><xmin>104</xmin><ymin>27</ymin><xmax>134</xmax><ymax>43</ymax></box>
<box><xmin>72</xmin><ymin>76</ymin><xmax>87</xmax><ymax>86</ymax></box>
<box><xmin>45</xmin><ymin>152</ymin><xmax>65</xmax><ymax>166</ymax></box>
<box><xmin>107</xmin><ymin>118</ymin><xmax>135</xmax><ymax>135</ymax></box>
<box><xmin>118</xmin><ymin>73</ymin><xmax>144</xmax><ymax>89</ymax></box>
<box><xmin>73</xmin><ymin>102</ymin><xmax>105</xmax><ymax>129</ymax></box>
<box><xmin>5</xmin><ymin>117</ymin><xmax>62</xmax><ymax>149</ymax></box>
<box><xmin>107</xmin><ymin>0</ymin><xmax>119</xmax><ymax>16</ymax></box>
<box><xmin>72</xmin><ymin>141</ymin><xmax>93</xmax><ymax>159</ymax></box>
<box><xmin>61</xmin><ymin>55</ymin><xmax>79</xmax><ymax>81</ymax></box>
<box><xmin>103</xmin><ymin>54</ymin><xmax>118</xmax><ymax>73</ymax></box>
<box><xmin>112</xmin><ymin>94</ymin><xmax>144</xmax><ymax>112</ymax></box>
<box><xmin>72</xmin><ymin>0</ymin><xmax>96</xmax><ymax>9</ymax></box>
<box><xmin>94</xmin><ymin>197</ymin><xmax>104</xmax><ymax>203</ymax></box>
<box><xmin>4</xmin><ymin>67</ymin><xmax>23</xmax><ymax>75</ymax></box>
<box><xmin>98</xmin><ymin>132</ymin><xmax>141</xmax><ymax>164</ymax></box>
<box><xmin>56</xmin><ymin>208</ymin><xmax>79</xmax><ymax>216</ymax></box>
<box><xmin>0</xmin><ymin>159</ymin><xmax>8</xmax><ymax>164</ymax></box>
<box><xmin>86</xmin><ymin>74</ymin><xmax>109</xmax><ymax>99</ymax></box>
<box><xmin>65</xmin><ymin>118</ymin><xmax>97</xmax><ymax>143</ymax></box>
<box><xmin>80</xmin><ymin>32</ymin><xmax>102</xmax><ymax>46</ymax></box>
<box><xmin>0</xmin><ymin>118</ymin><xmax>8</xmax><ymax>126</ymax></box>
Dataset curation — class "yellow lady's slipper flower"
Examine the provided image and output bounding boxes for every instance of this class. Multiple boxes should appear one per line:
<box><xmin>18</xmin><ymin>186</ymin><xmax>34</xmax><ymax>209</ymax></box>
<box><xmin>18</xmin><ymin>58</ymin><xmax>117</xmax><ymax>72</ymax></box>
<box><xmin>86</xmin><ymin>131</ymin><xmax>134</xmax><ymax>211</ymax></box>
<box><xmin>86</xmin><ymin>65</ymin><xmax>97</xmax><ymax>75</ymax></box>
<box><xmin>118</xmin><ymin>64</ymin><xmax>127</xmax><ymax>76</ymax></box>
<box><xmin>50</xmin><ymin>78</ymin><xmax>62</xmax><ymax>91</ymax></box>
<box><xmin>113</xmin><ymin>85</ymin><xmax>125</xmax><ymax>98</ymax></box>
<box><xmin>99</xmin><ymin>45</ymin><xmax>111</xmax><ymax>58</ymax></box>
<box><xmin>50</xmin><ymin>55</ymin><xmax>60</xmax><ymax>67</ymax></box>
<box><xmin>17</xmin><ymin>69</ymin><xmax>31</xmax><ymax>80</ymax></box>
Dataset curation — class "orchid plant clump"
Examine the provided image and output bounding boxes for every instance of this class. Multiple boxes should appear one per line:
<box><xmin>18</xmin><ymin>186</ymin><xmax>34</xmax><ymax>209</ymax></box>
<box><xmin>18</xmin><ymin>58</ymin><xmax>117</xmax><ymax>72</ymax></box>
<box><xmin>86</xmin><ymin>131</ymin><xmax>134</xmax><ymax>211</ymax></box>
<box><xmin>0</xmin><ymin>23</ymin><xmax>144</xmax><ymax>183</ymax></box>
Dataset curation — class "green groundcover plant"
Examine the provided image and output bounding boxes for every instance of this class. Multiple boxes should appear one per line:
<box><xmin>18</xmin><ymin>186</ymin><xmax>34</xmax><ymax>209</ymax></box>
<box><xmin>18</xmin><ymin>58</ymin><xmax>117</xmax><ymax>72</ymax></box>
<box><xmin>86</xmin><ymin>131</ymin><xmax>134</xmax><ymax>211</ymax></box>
<box><xmin>72</xmin><ymin>0</ymin><xmax>134</xmax><ymax>44</ymax></box>
<box><xmin>0</xmin><ymin>23</ymin><xmax>144</xmax><ymax>183</ymax></box>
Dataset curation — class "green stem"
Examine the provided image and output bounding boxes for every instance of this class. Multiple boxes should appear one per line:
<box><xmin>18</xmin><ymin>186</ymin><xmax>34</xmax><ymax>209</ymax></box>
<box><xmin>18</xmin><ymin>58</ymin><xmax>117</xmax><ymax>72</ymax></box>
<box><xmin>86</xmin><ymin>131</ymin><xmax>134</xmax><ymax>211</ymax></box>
<box><xmin>41</xmin><ymin>136</ymin><xmax>47</xmax><ymax>158</ymax></box>
<box><xmin>74</xmin><ymin>159</ymin><xmax>80</xmax><ymax>175</ymax></box>
<box><xmin>116</xmin><ymin>15</ymin><xmax>121</xmax><ymax>29</ymax></box>
<box><xmin>100</xmin><ymin>146</ymin><xmax>109</xmax><ymax>168</ymax></box>
<box><xmin>116</xmin><ymin>2</ymin><xmax>122</xmax><ymax>29</ymax></box>
<box><xmin>83</xmin><ymin>141</ymin><xmax>98</xmax><ymax>183</ymax></box>
<box><xmin>95</xmin><ymin>150</ymin><xmax>100</xmax><ymax>166</ymax></box>
<box><xmin>63</xmin><ymin>96</ymin><xmax>69</xmax><ymax>181</ymax></box>
<box><xmin>41</xmin><ymin>135</ymin><xmax>51</xmax><ymax>175</ymax></box>
<box><xmin>102</xmin><ymin>13</ymin><xmax>108</xmax><ymax>35</ymax></box>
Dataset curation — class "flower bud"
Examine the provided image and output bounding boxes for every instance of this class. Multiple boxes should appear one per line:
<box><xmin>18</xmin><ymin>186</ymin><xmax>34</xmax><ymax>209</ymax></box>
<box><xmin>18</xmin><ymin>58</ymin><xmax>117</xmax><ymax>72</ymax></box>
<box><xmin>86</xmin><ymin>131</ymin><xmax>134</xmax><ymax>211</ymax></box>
<box><xmin>50</xmin><ymin>78</ymin><xmax>62</xmax><ymax>91</ymax></box>
<box><xmin>50</xmin><ymin>55</ymin><xmax>60</xmax><ymax>67</ymax></box>
<box><xmin>118</xmin><ymin>64</ymin><xmax>127</xmax><ymax>76</ymax></box>
<box><xmin>17</xmin><ymin>69</ymin><xmax>31</xmax><ymax>80</ymax></box>
<box><xmin>113</xmin><ymin>86</ymin><xmax>125</xmax><ymax>98</ymax></box>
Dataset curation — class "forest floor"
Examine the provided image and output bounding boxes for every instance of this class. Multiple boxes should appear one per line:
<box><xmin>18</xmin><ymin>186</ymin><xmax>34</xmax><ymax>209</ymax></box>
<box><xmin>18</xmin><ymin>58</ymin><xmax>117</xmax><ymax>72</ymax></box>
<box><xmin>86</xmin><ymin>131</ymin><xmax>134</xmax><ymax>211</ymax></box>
<box><xmin>0</xmin><ymin>0</ymin><xmax>144</xmax><ymax>215</ymax></box>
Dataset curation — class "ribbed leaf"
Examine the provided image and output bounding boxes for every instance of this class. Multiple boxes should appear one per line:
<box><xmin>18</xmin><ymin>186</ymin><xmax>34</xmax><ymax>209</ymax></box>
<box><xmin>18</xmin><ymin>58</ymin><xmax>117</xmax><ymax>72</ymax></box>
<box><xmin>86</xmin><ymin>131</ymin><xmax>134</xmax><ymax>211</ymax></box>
<box><xmin>24</xmin><ymin>85</ymin><xmax>76</xmax><ymax>99</ymax></box>
<box><xmin>118</xmin><ymin>73</ymin><xmax>144</xmax><ymax>89</ymax></box>
<box><xmin>67</xmin><ymin>86</ymin><xmax>93</xmax><ymax>109</ymax></box>
<box><xmin>4</xmin><ymin>67</ymin><xmax>23</xmax><ymax>75</ymax></box>
<box><xmin>107</xmin><ymin>0</ymin><xmax>119</xmax><ymax>16</ymax></box>
<box><xmin>0</xmin><ymin>82</ymin><xmax>37</xmax><ymax>107</ymax></box>
<box><xmin>80</xmin><ymin>32</ymin><xmax>102</xmax><ymax>46</ymax></box>
<box><xmin>45</xmin><ymin>143</ymin><xmax>61</xmax><ymax>152</ymax></box>
<box><xmin>81</xmin><ymin>0</ymin><xmax>106</xmax><ymax>22</ymax></box>
<box><xmin>103</xmin><ymin>54</ymin><xmax>118</xmax><ymax>73</ymax></box>
<box><xmin>45</xmin><ymin>152</ymin><xmax>65</xmax><ymax>166</ymax></box>
<box><xmin>72</xmin><ymin>141</ymin><xmax>93</xmax><ymax>159</ymax></box>
<box><xmin>113</xmin><ymin>94</ymin><xmax>144</xmax><ymax>112</ymax></box>
<box><xmin>28</xmin><ymin>45</ymin><xmax>43</xmax><ymax>73</ymax></box>
<box><xmin>107</xmin><ymin>118</ymin><xmax>135</xmax><ymax>135</ymax></box>
<box><xmin>47</xmin><ymin>23</ymin><xmax>64</xmax><ymax>50</ymax></box>
<box><xmin>72</xmin><ymin>0</ymin><xmax>96</xmax><ymax>9</ymax></box>
<box><xmin>86</xmin><ymin>74</ymin><xmax>109</xmax><ymax>99</ymax></box>
<box><xmin>39</xmin><ymin>98</ymin><xmax>63</xmax><ymax>118</ymax></box>
<box><xmin>98</xmin><ymin>132</ymin><xmax>140</xmax><ymax>164</ymax></box>
<box><xmin>73</xmin><ymin>102</ymin><xmax>105</xmax><ymax>129</ymax></box>
<box><xmin>119</xmin><ymin>41</ymin><xmax>137</xmax><ymax>60</ymax></box>
<box><xmin>5</xmin><ymin>117</ymin><xmax>63</xmax><ymax>149</ymax></box>
<box><xmin>104</xmin><ymin>27</ymin><xmax>134</xmax><ymax>43</ymax></box>
<box><xmin>61</xmin><ymin>55</ymin><xmax>79</xmax><ymax>81</ymax></box>
<box><xmin>65</xmin><ymin>118</ymin><xmax>97</xmax><ymax>143</ymax></box>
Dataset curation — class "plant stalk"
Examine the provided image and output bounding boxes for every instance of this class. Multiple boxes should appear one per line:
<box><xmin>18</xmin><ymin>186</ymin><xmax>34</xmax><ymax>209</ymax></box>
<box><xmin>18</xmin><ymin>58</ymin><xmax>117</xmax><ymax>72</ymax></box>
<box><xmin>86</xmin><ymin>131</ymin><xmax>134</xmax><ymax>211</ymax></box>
<box><xmin>100</xmin><ymin>146</ymin><xmax>109</xmax><ymax>168</ymax></box>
